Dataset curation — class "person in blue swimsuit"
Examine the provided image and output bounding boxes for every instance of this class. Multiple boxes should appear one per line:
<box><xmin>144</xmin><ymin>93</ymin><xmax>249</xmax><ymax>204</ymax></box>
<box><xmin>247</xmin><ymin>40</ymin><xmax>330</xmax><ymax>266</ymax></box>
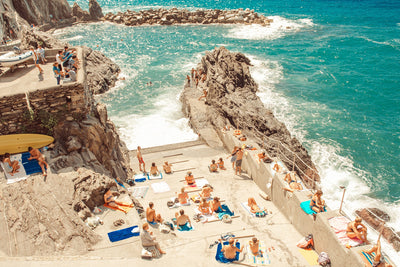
<box><xmin>310</xmin><ymin>190</ymin><xmax>325</xmax><ymax>213</ymax></box>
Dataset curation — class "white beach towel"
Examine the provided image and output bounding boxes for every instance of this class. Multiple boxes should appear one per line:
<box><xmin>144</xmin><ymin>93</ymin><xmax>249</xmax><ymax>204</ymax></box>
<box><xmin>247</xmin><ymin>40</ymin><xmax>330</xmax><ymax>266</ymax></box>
<box><xmin>194</xmin><ymin>178</ymin><xmax>209</xmax><ymax>188</ymax></box>
<box><xmin>1</xmin><ymin>154</ymin><xmax>29</xmax><ymax>184</ymax></box>
<box><xmin>241</xmin><ymin>202</ymin><xmax>256</xmax><ymax>217</ymax></box>
<box><xmin>245</xmin><ymin>241</ymin><xmax>271</xmax><ymax>265</ymax></box>
<box><xmin>270</xmin><ymin>160</ymin><xmax>287</xmax><ymax>175</ymax></box>
<box><xmin>129</xmin><ymin>186</ymin><xmax>149</xmax><ymax>199</ymax></box>
<box><xmin>151</xmin><ymin>182</ymin><xmax>170</xmax><ymax>193</ymax></box>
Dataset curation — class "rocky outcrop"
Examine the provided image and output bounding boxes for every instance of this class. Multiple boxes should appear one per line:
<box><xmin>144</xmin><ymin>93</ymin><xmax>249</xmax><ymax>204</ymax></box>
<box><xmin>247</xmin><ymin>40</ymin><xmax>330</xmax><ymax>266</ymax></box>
<box><xmin>20</xmin><ymin>27</ymin><xmax>67</xmax><ymax>49</ymax></box>
<box><xmin>104</xmin><ymin>8</ymin><xmax>273</xmax><ymax>27</ymax></box>
<box><xmin>72</xmin><ymin>2</ymin><xmax>91</xmax><ymax>22</ymax></box>
<box><xmin>181</xmin><ymin>47</ymin><xmax>319</xmax><ymax>185</ymax></box>
<box><xmin>356</xmin><ymin>208</ymin><xmax>400</xmax><ymax>251</ymax></box>
<box><xmin>89</xmin><ymin>0</ymin><xmax>104</xmax><ymax>20</ymax></box>
<box><xmin>51</xmin><ymin>103</ymin><xmax>132</xmax><ymax>181</ymax></box>
<box><xmin>84</xmin><ymin>46</ymin><xmax>121</xmax><ymax>94</ymax></box>
<box><xmin>0</xmin><ymin>0</ymin><xmax>27</xmax><ymax>40</ymax></box>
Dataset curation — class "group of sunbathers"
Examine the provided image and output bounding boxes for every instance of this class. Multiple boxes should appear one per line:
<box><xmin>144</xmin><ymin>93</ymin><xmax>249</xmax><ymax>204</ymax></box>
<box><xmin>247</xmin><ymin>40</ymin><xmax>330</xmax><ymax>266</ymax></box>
<box><xmin>1</xmin><ymin>147</ymin><xmax>49</xmax><ymax>177</ymax></box>
<box><xmin>53</xmin><ymin>46</ymin><xmax>79</xmax><ymax>85</ymax></box>
<box><xmin>137</xmin><ymin>146</ymin><xmax>173</xmax><ymax>176</ymax></box>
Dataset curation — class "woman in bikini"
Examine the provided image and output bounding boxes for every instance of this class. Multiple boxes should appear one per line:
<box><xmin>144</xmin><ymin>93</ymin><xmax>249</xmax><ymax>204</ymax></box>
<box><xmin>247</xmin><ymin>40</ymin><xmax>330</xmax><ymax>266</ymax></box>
<box><xmin>198</xmin><ymin>198</ymin><xmax>212</xmax><ymax>215</ymax></box>
<box><xmin>283</xmin><ymin>172</ymin><xmax>303</xmax><ymax>192</ymax></box>
<box><xmin>217</xmin><ymin>158</ymin><xmax>226</xmax><ymax>170</ymax></box>
<box><xmin>2</xmin><ymin>153</ymin><xmax>20</xmax><ymax>176</ymax></box>
<box><xmin>310</xmin><ymin>190</ymin><xmax>325</xmax><ymax>213</ymax></box>
<box><xmin>248</xmin><ymin>197</ymin><xmax>267</xmax><ymax>217</ymax></box>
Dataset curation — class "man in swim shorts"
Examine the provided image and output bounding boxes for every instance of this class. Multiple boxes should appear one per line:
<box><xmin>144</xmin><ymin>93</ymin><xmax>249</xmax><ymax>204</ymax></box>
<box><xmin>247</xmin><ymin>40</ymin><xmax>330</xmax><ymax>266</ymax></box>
<box><xmin>146</xmin><ymin>202</ymin><xmax>163</xmax><ymax>224</ymax></box>
<box><xmin>220</xmin><ymin>238</ymin><xmax>243</xmax><ymax>260</ymax></box>
<box><xmin>235</xmin><ymin>148</ymin><xmax>244</xmax><ymax>175</ymax></box>
<box><xmin>28</xmin><ymin>147</ymin><xmax>49</xmax><ymax>176</ymax></box>
<box><xmin>249</xmin><ymin>237</ymin><xmax>260</xmax><ymax>256</ymax></box>
<box><xmin>175</xmin><ymin>209</ymin><xmax>192</xmax><ymax>229</ymax></box>
<box><xmin>177</xmin><ymin>187</ymin><xmax>189</xmax><ymax>205</ymax></box>
<box><xmin>137</xmin><ymin>146</ymin><xmax>146</xmax><ymax>173</ymax></box>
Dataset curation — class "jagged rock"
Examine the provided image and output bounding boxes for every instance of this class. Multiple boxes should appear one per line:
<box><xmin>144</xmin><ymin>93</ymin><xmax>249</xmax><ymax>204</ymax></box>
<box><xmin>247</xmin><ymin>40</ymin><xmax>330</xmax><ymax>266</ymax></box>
<box><xmin>72</xmin><ymin>2</ymin><xmax>91</xmax><ymax>22</ymax></box>
<box><xmin>181</xmin><ymin>47</ymin><xmax>319</xmax><ymax>185</ymax></box>
<box><xmin>66</xmin><ymin>136</ymin><xmax>82</xmax><ymax>152</ymax></box>
<box><xmin>89</xmin><ymin>0</ymin><xmax>104</xmax><ymax>20</ymax></box>
<box><xmin>84</xmin><ymin>46</ymin><xmax>120</xmax><ymax>94</ymax></box>
<box><xmin>95</xmin><ymin>103</ymin><xmax>108</xmax><ymax>126</ymax></box>
<box><xmin>20</xmin><ymin>27</ymin><xmax>67</xmax><ymax>49</ymax></box>
<box><xmin>356</xmin><ymin>208</ymin><xmax>399</xmax><ymax>251</ymax></box>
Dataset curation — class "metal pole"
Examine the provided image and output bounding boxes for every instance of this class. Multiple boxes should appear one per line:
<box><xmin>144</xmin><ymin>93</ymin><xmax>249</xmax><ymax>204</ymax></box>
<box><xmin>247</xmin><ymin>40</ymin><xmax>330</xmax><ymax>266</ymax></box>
<box><xmin>339</xmin><ymin>186</ymin><xmax>346</xmax><ymax>214</ymax></box>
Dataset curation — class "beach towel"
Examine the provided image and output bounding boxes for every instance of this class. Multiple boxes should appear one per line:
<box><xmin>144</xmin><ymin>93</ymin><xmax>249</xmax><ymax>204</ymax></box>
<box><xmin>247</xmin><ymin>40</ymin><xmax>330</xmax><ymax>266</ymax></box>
<box><xmin>148</xmin><ymin>172</ymin><xmax>163</xmax><ymax>180</ymax></box>
<box><xmin>134</xmin><ymin>173</ymin><xmax>148</xmax><ymax>182</ymax></box>
<box><xmin>21</xmin><ymin>152</ymin><xmax>43</xmax><ymax>175</ymax></box>
<box><xmin>103</xmin><ymin>203</ymin><xmax>133</xmax><ymax>214</ymax></box>
<box><xmin>177</xmin><ymin>222</ymin><xmax>194</xmax><ymax>231</ymax></box>
<box><xmin>0</xmin><ymin>152</ymin><xmax>41</xmax><ymax>184</ymax></box>
<box><xmin>241</xmin><ymin>202</ymin><xmax>267</xmax><ymax>217</ymax></box>
<box><xmin>328</xmin><ymin>216</ymin><xmax>364</xmax><ymax>247</ymax></box>
<box><xmin>194</xmin><ymin>208</ymin><xmax>219</xmax><ymax>222</ymax></box>
<box><xmin>168</xmin><ymin>197</ymin><xmax>190</xmax><ymax>209</ymax></box>
<box><xmin>194</xmin><ymin>178</ymin><xmax>209</xmax><ymax>188</ymax></box>
<box><xmin>300</xmin><ymin>200</ymin><xmax>326</xmax><ymax>215</ymax></box>
<box><xmin>147</xmin><ymin>220</ymin><xmax>158</xmax><ymax>226</ymax></box>
<box><xmin>1</xmin><ymin>159</ymin><xmax>29</xmax><ymax>184</ymax></box>
<box><xmin>114</xmin><ymin>178</ymin><xmax>127</xmax><ymax>189</ymax></box>
<box><xmin>298</xmin><ymin>248</ymin><xmax>319</xmax><ymax>266</ymax></box>
<box><xmin>129</xmin><ymin>186</ymin><xmax>149</xmax><ymax>199</ymax></box>
<box><xmin>216</xmin><ymin>204</ymin><xmax>234</xmax><ymax>219</ymax></box>
<box><xmin>215</xmin><ymin>241</ymin><xmax>241</xmax><ymax>263</ymax></box>
<box><xmin>151</xmin><ymin>182</ymin><xmax>170</xmax><ymax>193</ymax></box>
<box><xmin>359</xmin><ymin>251</ymin><xmax>394</xmax><ymax>267</ymax></box>
<box><xmin>270</xmin><ymin>160</ymin><xmax>286</xmax><ymax>175</ymax></box>
<box><xmin>245</xmin><ymin>241</ymin><xmax>271</xmax><ymax>266</ymax></box>
<box><xmin>107</xmin><ymin>225</ymin><xmax>140</xmax><ymax>242</ymax></box>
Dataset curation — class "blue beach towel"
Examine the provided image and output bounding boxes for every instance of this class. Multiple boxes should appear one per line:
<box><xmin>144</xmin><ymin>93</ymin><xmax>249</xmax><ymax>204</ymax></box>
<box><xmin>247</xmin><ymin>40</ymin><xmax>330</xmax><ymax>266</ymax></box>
<box><xmin>107</xmin><ymin>225</ymin><xmax>140</xmax><ymax>242</ymax></box>
<box><xmin>114</xmin><ymin>178</ymin><xmax>127</xmax><ymax>189</ymax></box>
<box><xmin>300</xmin><ymin>200</ymin><xmax>326</xmax><ymax>215</ymax></box>
<box><xmin>148</xmin><ymin>172</ymin><xmax>163</xmax><ymax>180</ymax></box>
<box><xmin>215</xmin><ymin>241</ymin><xmax>241</xmax><ymax>263</ymax></box>
<box><xmin>21</xmin><ymin>152</ymin><xmax>43</xmax><ymax>175</ymax></box>
<box><xmin>134</xmin><ymin>173</ymin><xmax>148</xmax><ymax>182</ymax></box>
<box><xmin>216</xmin><ymin>204</ymin><xmax>235</xmax><ymax>219</ymax></box>
<box><xmin>177</xmin><ymin>222</ymin><xmax>193</xmax><ymax>231</ymax></box>
<box><xmin>147</xmin><ymin>220</ymin><xmax>158</xmax><ymax>226</ymax></box>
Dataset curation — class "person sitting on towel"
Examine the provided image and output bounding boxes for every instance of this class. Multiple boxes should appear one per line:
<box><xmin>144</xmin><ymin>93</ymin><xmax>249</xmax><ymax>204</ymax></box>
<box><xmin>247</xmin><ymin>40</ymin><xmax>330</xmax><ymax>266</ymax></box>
<box><xmin>211</xmin><ymin>197</ymin><xmax>224</xmax><ymax>212</ymax></box>
<box><xmin>200</xmin><ymin>184</ymin><xmax>213</xmax><ymax>199</ymax></box>
<box><xmin>141</xmin><ymin>222</ymin><xmax>166</xmax><ymax>254</ymax></box>
<box><xmin>163</xmin><ymin>161</ymin><xmax>172</xmax><ymax>174</ymax></box>
<box><xmin>28</xmin><ymin>147</ymin><xmax>49</xmax><ymax>177</ymax></box>
<box><xmin>248</xmin><ymin>197</ymin><xmax>267</xmax><ymax>217</ymax></box>
<box><xmin>273</xmin><ymin>161</ymin><xmax>282</xmax><ymax>173</ymax></box>
<box><xmin>283</xmin><ymin>171</ymin><xmax>303</xmax><ymax>192</ymax></box>
<box><xmin>175</xmin><ymin>209</ymin><xmax>192</xmax><ymax>228</ymax></box>
<box><xmin>258</xmin><ymin>152</ymin><xmax>272</xmax><ymax>163</ymax></box>
<box><xmin>219</xmin><ymin>238</ymin><xmax>243</xmax><ymax>259</ymax></box>
<box><xmin>209</xmin><ymin>160</ymin><xmax>218</xmax><ymax>172</ymax></box>
<box><xmin>104</xmin><ymin>188</ymin><xmax>133</xmax><ymax>210</ymax></box>
<box><xmin>185</xmin><ymin>171</ymin><xmax>196</xmax><ymax>186</ymax></box>
<box><xmin>150</xmin><ymin>162</ymin><xmax>160</xmax><ymax>176</ymax></box>
<box><xmin>363</xmin><ymin>227</ymin><xmax>392</xmax><ymax>267</ymax></box>
<box><xmin>217</xmin><ymin>158</ymin><xmax>226</xmax><ymax>170</ymax></box>
<box><xmin>2</xmin><ymin>153</ymin><xmax>20</xmax><ymax>176</ymax></box>
<box><xmin>347</xmin><ymin>216</ymin><xmax>368</xmax><ymax>243</ymax></box>
<box><xmin>310</xmin><ymin>190</ymin><xmax>325</xmax><ymax>213</ymax></box>
<box><xmin>177</xmin><ymin>187</ymin><xmax>189</xmax><ymax>205</ymax></box>
<box><xmin>249</xmin><ymin>237</ymin><xmax>260</xmax><ymax>256</ymax></box>
<box><xmin>146</xmin><ymin>202</ymin><xmax>163</xmax><ymax>224</ymax></box>
<box><xmin>198</xmin><ymin>198</ymin><xmax>212</xmax><ymax>215</ymax></box>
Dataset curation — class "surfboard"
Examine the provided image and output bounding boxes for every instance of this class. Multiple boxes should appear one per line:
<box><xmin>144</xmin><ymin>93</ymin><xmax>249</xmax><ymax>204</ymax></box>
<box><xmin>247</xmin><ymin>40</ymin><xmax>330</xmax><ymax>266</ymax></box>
<box><xmin>0</xmin><ymin>134</ymin><xmax>54</xmax><ymax>155</ymax></box>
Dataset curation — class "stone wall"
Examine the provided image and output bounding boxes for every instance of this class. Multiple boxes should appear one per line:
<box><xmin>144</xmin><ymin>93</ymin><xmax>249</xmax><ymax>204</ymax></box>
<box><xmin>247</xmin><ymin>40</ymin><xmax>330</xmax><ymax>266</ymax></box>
<box><xmin>0</xmin><ymin>48</ymin><xmax>89</xmax><ymax>135</ymax></box>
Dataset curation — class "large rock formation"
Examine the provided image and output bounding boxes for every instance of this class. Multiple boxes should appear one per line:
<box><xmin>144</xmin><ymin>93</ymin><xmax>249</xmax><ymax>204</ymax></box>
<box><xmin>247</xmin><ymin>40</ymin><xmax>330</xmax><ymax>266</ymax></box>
<box><xmin>0</xmin><ymin>0</ymin><xmax>73</xmax><ymax>39</ymax></box>
<box><xmin>72</xmin><ymin>2</ymin><xmax>91</xmax><ymax>22</ymax></box>
<box><xmin>84</xmin><ymin>47</ymin><xmax>121</xmax><ymax>94</ymax></box>
<box><xmin>72</xmin><ymin>0</ymin><xmax>103</xmax><ymax>22</ymax></box>
<box><xmin>51</xmin><ymin>103</ymin><xmax>132</xmax><ymax>181</ymax></box>
<box><xmin>20</xmin><ymin>27</ymin><xmax>67</xmax><ymax>49</ymax></box>
<box><xmin>89</xmin><ymin>0</ymin><xmax>104</xmax><ymax>20</ymax></box>
<box><xmin>181</xmin><ymin>47</ymin><xmax>319</xmax><ymax>185</ymax></box>
<box><xmin>103</xmin><ymin>8</ymin><xmax>273</xmax><ymax>27</ymax></box>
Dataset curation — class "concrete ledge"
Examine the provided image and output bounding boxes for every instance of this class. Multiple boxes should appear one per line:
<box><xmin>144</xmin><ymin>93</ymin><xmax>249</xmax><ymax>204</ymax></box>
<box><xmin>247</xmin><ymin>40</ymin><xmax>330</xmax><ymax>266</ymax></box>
<box><xmin>218</xmin><ymin>128</ymin><xmax>366</xmax><ymax>267</ymax></box>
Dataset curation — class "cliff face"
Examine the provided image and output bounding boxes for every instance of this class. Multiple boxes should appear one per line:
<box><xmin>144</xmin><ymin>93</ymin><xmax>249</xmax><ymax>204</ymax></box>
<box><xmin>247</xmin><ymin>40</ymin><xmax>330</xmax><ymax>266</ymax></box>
<box><xmin>181</xmin><ymin>47</ymin><xmax>319</xmax><ymax>185</ymax></box>
<box><xmin>0</xmin><ymin>0</ymin><xmax>23</xmax><ymax>40</ymax></box>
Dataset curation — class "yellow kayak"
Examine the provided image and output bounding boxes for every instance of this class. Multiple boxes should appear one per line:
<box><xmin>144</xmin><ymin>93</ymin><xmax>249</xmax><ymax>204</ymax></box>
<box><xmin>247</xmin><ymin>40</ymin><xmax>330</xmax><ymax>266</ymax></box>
<box><xmin>0</xmin><ymin>134</ymin><xmax>54</xmax><ymax>155</ymax></box>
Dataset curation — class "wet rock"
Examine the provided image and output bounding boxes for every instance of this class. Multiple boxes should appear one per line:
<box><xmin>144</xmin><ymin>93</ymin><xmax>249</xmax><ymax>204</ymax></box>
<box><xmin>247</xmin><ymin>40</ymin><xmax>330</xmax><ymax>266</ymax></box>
<box><xmin>181</xmin><ymin>47</ymin><xmax>319</xmax><ymax>184</ymax></box>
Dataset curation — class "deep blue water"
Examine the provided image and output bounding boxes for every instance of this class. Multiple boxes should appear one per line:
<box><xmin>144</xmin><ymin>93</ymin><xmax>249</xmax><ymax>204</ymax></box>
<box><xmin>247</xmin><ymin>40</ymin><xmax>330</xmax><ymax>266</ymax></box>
<box><xmin>64</xmin><ymin>0</ymin><xmax>400</xmax><ymax>222</ymax></box>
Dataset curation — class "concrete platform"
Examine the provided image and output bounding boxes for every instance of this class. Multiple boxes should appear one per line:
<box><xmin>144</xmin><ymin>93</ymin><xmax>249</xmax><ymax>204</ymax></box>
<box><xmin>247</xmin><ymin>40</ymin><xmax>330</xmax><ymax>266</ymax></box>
<box><xmin>0</xmin><ymin>141</ymin><xmax>316</xmax><ymax>266</ymax></box>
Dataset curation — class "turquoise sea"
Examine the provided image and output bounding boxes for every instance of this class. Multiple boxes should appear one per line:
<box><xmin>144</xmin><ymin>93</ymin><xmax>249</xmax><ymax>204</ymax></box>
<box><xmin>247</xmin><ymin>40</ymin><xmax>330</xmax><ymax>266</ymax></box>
<box><xmin>63</xmin><ymin>0</ymin><xmax>400</xmax><ymax>232</ymax></box>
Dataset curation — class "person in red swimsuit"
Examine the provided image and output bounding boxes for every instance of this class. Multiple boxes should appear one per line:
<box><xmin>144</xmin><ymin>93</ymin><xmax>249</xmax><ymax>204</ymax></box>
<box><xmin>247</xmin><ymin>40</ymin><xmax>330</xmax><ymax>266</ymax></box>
<box><xmin>137</xmin><ymin>146</ymin><xmax>146</xmax><ymax>173</ymax></box>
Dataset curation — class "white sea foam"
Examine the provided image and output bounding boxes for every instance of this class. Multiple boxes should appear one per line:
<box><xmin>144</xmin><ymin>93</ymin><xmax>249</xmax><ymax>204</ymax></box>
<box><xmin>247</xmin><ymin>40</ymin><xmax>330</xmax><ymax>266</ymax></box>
<box><xmin>61</xmin><ymin>35</ymin><xmax>83</xmax><ymax>42</ymax></box>
<box><xmin>110</xmin><ymin>90</ymin><xmax>198</xmax><ymax>149</ymax></box>
<box><xmin>248</xmin><ymin>54</ymin><xmax>400</xmax><ymax>238</ymax></box>
<box><xmin>225</xmin><ymin>16</ymin><xmax>314</xmax><ymax>40</ymax></box>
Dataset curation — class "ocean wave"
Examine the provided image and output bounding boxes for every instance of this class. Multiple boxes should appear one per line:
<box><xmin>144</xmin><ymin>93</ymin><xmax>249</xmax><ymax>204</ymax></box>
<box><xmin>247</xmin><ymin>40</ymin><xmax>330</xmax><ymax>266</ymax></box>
<box><xmin>225</xmin><ymin>16</ymin><xmax>314</xmax><ymax>40</ymax></box>
<box><xmin>110</xmin><ymin>90</ymin><xmax>198</xmax><ymax>149</ymax></box>
<box><xmin>61</xmin><ymin>35</ymin><xmax>84</xmax><ymax>42</ymax></box>
<box><xmin>248</xmin><ymin>54</ymin><xmax>400</xmax><ymax>235</ymax></box>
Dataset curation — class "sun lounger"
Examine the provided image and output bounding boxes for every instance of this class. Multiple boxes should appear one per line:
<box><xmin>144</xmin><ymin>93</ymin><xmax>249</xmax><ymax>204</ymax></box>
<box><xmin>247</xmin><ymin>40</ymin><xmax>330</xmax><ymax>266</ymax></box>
<box><xmin>215</xmin><ymin>241</ymin><xmax>241</xmax><ymax>263</ymax></box>
<box><xmin>151</xmin><ymin>182</ymin><xmax>170</xmax><ymax>193</ymax></box>
<box><xmin>134</xmin><ymin>173</ymin><xmax>149</xmax><ymax>182</ymax></box>
<box><xmin>245</xmin><ymin>241</ymin><xmax>271</xmax><ymax>265</ymax></box>
<box><xmin>300</xmin><ymin>200</ymin><xmax>326</xmax><ymax>215</ymax></box>
<box><xmin>328</xmin><ymin>216</ymin><xmax>363</xmax><ymax>247</ymax></box>
<box><xmin>107</xmin><ymin>225</ymin><xmax>140</xmax><ymax>242</ymax></box>
<box><xmin>148</xmin><ymin>172</ymin><xmax>163</xmax><ymax>180</ymax></box>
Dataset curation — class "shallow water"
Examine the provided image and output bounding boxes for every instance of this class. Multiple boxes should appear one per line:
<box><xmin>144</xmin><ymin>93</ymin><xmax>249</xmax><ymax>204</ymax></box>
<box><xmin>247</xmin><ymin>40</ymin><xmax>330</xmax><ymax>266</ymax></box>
<box><xmin>64</xmin><ymin>0</ymin><xmax>400</xmax><ymax>229</ymax></box>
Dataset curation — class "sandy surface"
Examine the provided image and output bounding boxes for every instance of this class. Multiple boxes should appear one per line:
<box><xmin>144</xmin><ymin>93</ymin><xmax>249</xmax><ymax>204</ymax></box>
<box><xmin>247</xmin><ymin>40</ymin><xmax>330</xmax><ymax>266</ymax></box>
<box><xmin>0</xmin><ymin>142</ymin><xmax>317</xmax><ymax>266</ymax></box>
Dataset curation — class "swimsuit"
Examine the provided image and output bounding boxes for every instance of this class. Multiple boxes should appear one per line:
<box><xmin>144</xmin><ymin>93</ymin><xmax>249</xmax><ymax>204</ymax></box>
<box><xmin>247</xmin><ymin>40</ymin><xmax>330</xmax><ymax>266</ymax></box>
<box><xmin>236</xmin><ymin>159</ymin><xmax>242</xmax><ymax>167</ymax></box>
<box><xmin>138</xmin><ymin>157</ymin><xmax>144</xmax><ymax>164</ymax></box>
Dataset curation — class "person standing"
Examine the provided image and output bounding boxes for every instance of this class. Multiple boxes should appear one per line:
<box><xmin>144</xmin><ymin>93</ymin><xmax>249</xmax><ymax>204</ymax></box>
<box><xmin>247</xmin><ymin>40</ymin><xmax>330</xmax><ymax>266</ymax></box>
<box><xmin>37</xmin><ymin>45</ymin><xmax>46</xmax><ymax>64</ymax></box>
<box><xmin>30</xmin><ymin>47</ymin><xmax>43</xmax><ymax>73</ymax></box>
<box><xmin>53</xmin><ymin>62</ymin><xmax>62</xmax><ymax>85</ymax></box>
<box><xmin>56</xmin><ymin>50</ymin><xmax>63</xmax><ymax>71</ymax></box>
<box><xmin>235</xmin><ymin>147</ymin><xmax>244</xmax><ymax>175</ymax></box>
<box><xmin>137</xmin><ymin>146</ymin><xmax>146</xmax><ymax>173</ymax></box>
